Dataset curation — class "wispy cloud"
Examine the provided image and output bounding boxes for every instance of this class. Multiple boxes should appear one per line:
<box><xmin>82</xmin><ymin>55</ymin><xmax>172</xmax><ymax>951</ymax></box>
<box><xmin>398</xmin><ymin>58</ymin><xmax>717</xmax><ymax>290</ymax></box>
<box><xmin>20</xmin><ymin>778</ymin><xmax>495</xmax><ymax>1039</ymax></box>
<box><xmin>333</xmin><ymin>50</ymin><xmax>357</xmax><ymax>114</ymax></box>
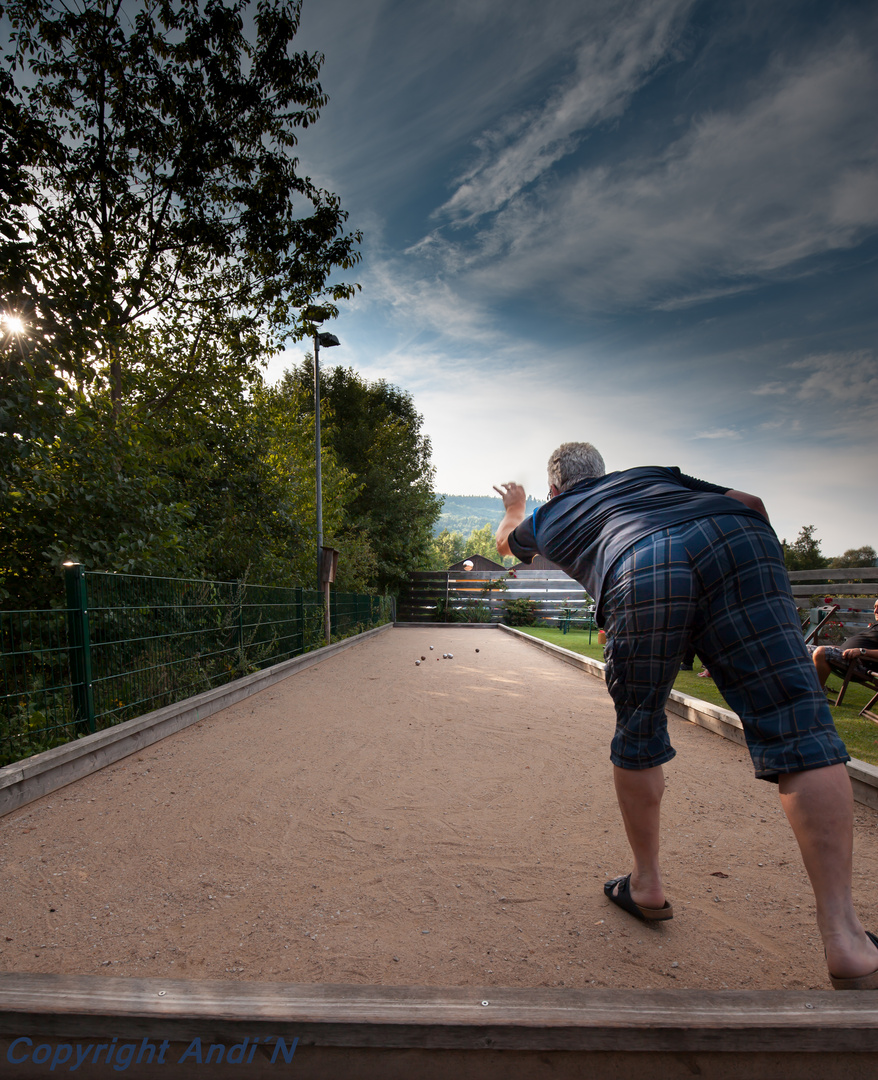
<box><xmin>791</xmin><ymin>352</ymin><xmax>878</xmax><ymax>409</ymax></box>
<box><xmin>692</xmin><ymin>428</ymin><xmax>742</xmax><ymax>440</ymax></box>
<box><xmin>437</xmin><ymin>0</ymin><xmax>695</xmax><ymax>224</ymax></box>
<box><xmin>747</xmin><ymin>350</ymin><xmax>878</xmax><ymax>450</ymax></box>
<box><xmin>298</xmin><ymin>0</ymin><xmax>656</xmax><ymax>209</ymax></box>
<box><xmin>754</xmin><ymin>351</ymin><xmax>878</xmax><ymax>413</ymax></box>
<box><xmin>751</xmin><ymin>382</ymin><xmax>786</xmax><ymax>397</ymax></box>
<box><xmin>417</xmin><ymin>31</ymin><xmax>878</xmax><ymax>313</ymax></box>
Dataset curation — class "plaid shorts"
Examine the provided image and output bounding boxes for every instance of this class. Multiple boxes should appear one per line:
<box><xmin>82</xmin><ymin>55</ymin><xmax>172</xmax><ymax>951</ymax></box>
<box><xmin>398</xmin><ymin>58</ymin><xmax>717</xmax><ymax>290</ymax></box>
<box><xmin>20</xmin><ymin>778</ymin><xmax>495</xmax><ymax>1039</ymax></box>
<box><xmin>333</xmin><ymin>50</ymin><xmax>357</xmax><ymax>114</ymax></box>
<box><xmin>601</xmin><ymin>514</ymin><xmax>849</xmax><ymax>780</ymax></box>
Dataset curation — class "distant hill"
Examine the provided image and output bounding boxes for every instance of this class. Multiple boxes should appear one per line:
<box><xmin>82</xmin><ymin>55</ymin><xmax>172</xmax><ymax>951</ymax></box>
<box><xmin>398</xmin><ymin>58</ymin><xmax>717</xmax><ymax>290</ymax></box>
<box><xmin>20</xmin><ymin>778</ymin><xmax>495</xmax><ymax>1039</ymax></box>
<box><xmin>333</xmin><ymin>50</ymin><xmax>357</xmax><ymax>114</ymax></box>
<box><xmin>434</xmin><ymin>494</ymin><xmax>544</xmax><ymax>537</ymax></box>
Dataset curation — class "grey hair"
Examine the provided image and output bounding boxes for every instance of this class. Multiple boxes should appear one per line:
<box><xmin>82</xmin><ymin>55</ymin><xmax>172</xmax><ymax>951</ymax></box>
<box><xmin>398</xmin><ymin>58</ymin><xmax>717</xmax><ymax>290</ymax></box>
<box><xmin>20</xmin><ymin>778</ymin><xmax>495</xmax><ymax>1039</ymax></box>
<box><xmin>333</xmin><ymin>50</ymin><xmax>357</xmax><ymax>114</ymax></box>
<box><xmin>547</xmin><ymin>442</ymin><xmax>606</xmax><ymax>492</ymax></box>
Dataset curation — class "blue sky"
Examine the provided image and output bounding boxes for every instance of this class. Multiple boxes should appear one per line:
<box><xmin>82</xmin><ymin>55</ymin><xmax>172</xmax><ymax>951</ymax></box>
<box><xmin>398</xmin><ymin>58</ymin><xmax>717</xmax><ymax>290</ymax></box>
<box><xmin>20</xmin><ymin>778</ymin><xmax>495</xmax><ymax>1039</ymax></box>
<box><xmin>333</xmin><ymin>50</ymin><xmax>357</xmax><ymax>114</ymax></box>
<box><xmin>271</xmin><ymin>0</ymin><xmax>878</xmax><ymax>556</ymax></box>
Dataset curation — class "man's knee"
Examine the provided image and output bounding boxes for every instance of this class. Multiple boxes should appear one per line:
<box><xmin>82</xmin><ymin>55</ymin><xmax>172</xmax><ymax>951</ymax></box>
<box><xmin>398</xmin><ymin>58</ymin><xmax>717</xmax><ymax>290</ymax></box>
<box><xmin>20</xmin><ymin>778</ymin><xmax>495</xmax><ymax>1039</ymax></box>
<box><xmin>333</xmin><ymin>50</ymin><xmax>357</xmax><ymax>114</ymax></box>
<box><xmin>811</xmin><ymin>646</ymin><xmax>831</xmax><ymax>683</ymax></box>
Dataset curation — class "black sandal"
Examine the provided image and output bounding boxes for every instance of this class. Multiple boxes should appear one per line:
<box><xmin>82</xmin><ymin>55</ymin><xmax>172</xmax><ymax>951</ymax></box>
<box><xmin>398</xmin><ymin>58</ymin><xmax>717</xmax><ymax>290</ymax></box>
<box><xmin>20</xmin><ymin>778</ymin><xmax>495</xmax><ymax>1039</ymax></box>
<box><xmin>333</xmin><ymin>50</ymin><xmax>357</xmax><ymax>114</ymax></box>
<box><xmin>604</xmin><ymin>873</ymin><xmax>673</xmax><ymax>922</ymax></box>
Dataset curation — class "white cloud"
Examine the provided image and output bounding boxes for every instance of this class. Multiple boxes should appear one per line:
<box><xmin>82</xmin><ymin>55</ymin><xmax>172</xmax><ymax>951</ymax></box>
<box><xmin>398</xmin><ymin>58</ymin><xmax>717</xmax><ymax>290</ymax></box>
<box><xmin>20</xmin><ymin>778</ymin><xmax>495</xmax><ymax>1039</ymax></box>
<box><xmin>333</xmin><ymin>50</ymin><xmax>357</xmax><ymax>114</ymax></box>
<box><xmin>364</xmin><ymin>258</ymin><xmax>501</xmax><ymax>348</ymax></box>
<box><xmin>752</xmin><ymin>382</ymin><xmax>787</xmax><ymax>397</ymax></box>
<box><xmin>791</xmin><ymin>352</ymin><xmax>878</xmax><ymax>409</ymax></box>
<box><xmin>692</xmin><ymin>428</ymin><xmax>742</xmax><ymax>440</ymax></box>
<box><xmin>750</xmin><ymin>351</ymin><xmax>878</xmax><ymax>442</ymax></box>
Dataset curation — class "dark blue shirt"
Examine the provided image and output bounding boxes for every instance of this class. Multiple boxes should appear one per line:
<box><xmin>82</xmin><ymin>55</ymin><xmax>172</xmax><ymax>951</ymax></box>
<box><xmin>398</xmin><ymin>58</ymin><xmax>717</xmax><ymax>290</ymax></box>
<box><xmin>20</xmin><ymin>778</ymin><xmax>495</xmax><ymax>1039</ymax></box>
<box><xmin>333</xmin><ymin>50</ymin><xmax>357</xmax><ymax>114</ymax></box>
<box><xmin>508</xmin><ymin>466</ymin><xmax>768</xmax><ymax>621</ymax></box>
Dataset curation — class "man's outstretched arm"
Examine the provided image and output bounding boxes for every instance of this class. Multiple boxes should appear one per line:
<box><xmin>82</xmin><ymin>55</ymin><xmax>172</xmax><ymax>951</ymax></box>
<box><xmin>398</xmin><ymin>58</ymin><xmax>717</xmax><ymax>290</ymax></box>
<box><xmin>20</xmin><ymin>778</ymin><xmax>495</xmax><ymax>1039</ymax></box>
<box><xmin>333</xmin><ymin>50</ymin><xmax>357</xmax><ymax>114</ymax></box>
<box><xmin>494</xmin><ymin>482</ymin><xmax>527</xmax><ymax>557</ymax></box>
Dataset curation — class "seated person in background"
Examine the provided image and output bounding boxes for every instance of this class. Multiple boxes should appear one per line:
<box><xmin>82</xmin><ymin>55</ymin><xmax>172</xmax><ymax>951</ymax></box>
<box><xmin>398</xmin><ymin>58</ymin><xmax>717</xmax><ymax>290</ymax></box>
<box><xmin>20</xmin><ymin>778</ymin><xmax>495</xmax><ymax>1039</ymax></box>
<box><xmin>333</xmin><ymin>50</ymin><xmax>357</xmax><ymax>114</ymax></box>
<box><xmin>810</xmin><ymin>598</ymin><xmax>878</xmax><ymax>688</ymax></box>
<box><xmin>680</xmin><ymin>641</ymin><xmax>709</xmax><ymax>676</ymax></box>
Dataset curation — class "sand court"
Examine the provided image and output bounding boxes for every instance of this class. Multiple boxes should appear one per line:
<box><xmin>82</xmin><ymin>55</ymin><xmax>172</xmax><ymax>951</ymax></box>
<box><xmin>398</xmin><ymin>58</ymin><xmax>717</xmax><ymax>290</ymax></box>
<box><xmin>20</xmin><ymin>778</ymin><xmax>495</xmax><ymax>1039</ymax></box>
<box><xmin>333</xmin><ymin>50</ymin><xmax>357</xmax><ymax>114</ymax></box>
<box><xmin>2</xmin><ymin>626</ymin><xmax>876</xmax><ymax>993</ymax></box>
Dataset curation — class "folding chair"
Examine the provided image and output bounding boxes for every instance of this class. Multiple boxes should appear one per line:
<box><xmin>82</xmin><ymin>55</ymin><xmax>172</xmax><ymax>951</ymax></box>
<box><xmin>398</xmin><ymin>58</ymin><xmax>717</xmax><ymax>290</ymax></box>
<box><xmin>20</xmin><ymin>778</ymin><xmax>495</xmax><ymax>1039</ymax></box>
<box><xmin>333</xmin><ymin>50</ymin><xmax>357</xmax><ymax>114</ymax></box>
<box><xmin>803</xmin><ymin>604</ymin><xmax>840</xmax><ymax>645</ymax></box>
<box><xmin>831</xmin><ymin>656</ymin><xmax>878</xmax><ymax>723</ymax></box>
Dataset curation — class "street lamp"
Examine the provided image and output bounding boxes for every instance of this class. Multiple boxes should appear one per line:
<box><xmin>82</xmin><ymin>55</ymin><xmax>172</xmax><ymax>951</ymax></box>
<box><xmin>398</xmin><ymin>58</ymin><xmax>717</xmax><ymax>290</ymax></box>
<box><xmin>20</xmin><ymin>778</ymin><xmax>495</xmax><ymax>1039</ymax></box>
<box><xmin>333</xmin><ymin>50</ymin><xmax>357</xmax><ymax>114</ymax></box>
<box><xmin>307</xmin><ymin>311</ymin><xmax>341</xmax><ymax>645</ymax></box>
<box><xmin>312</xmin><ymin>322</ymin><xmax>340</xmax><ymax>591</ymax></box>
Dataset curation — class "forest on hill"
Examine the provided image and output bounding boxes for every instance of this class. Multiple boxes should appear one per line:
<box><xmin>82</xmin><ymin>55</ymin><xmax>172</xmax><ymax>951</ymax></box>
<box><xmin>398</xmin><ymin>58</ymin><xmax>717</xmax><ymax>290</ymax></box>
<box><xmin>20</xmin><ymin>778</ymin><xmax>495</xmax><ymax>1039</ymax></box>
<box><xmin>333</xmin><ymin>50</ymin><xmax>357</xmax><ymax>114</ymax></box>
<box><xmin>434</xmin><ymin>494</ymin><xmax>544</xmax><ymax>537</ymax></box>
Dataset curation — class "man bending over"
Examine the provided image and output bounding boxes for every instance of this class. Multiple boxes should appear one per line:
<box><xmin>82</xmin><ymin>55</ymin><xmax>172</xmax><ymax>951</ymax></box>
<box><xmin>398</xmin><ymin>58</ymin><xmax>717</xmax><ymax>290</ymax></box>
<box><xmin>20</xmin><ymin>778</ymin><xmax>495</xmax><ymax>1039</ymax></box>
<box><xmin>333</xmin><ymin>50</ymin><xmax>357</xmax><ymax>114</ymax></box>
<box><xmin>495</xmin><ymin>442</ymin><xmax>877</xmax><ymax>990</ymax></box>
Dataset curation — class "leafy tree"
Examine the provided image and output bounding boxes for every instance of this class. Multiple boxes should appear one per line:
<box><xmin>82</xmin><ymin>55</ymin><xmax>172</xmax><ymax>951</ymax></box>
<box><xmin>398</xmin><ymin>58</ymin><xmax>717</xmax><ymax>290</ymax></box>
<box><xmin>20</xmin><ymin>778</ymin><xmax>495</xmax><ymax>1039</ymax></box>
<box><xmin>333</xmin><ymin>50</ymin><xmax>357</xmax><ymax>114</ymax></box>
<box><xmin>1</xmin><ymin>0</ymin><xmax>363</xmax><ymax>603</ymax></box>
<box><xmin>828</xmin><ymin>546</ymin><xmax>877</xmax><ymax>569</ymax></box>
<box><xmin>0</xmin><ymin>364</ymin><xmax>192</xmax><ymax>605</ymax></box>
<box><xmin>281</xmin><ymin>361</ymin><xmax>441</xmax><ymax>592</ymax></box>
<box><xmin>423</xmin><ymin>521</ymin><xmax>516</xmax><ymax>570</ymax></box>
<box><xmin>425</xmin><ymin>529</ymin><xmax>467</xmax><ymax>570</ymax></box>
<box><xmin>783</xmin><ymin>525</ymin><xmax>829</xmax><ymax>572</ymax></box>
<box><xmin>463</xmin><ymin>522</ymin><xmax>509</xmax><ymax>565</ymax></box>
<box><xmin>252</xmin><ymin>379</ymin><xmax>377</xmax><ymax>592</ymax></box>
<box><xmin>1</xmin><ymin>0</ymin><xmax>360</xmax><ymax>412</ymax></box>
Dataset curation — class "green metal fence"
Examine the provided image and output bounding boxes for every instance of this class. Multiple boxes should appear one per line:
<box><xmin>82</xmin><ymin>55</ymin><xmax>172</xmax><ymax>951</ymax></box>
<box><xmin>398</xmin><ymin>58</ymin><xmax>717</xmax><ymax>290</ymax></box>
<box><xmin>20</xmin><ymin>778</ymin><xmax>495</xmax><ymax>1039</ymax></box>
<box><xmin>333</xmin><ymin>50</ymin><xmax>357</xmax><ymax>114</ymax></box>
<box><xmin>0</xmin><ymin>606</ymin><xmax>73</xmax><ymax>763</ymax></box>
<box><xmin>1</xmin><ymin>568</ymin><xmax>391</xmax><ymax>768</ymax></box>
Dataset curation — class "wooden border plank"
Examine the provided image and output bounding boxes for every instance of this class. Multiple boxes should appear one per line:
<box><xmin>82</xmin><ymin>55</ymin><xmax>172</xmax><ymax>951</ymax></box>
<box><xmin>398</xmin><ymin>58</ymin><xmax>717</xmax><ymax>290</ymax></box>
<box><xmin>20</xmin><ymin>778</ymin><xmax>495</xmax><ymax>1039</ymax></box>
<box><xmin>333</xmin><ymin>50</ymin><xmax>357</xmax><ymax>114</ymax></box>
<box><xmin>1</xmin><ymin>974</ymin><xmax>877</xmax><ymax>1053</ymax></box>
<box><xmin>393</xmin><ymin>622</ymin><xmax>501</xmax><ymax>630</ymax></box>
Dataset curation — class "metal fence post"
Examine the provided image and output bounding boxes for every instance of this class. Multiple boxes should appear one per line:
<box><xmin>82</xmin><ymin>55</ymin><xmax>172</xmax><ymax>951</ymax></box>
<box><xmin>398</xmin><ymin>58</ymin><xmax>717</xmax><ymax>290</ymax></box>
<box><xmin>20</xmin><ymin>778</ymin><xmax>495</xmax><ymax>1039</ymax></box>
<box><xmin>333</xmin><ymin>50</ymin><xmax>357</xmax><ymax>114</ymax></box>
<box><xmin>64</xmin><ymin>564</ymin><xmax>95</xmax><ymax>732</ymax></box>
<box><xmin>295</xmin><ymin>587</ymin><xmax>305</xmax><ymax>656</ymax></box>
<box><xmin>233</xmin><ymin>580</ymin><xmax>245</xmax><ymax>659</ymax></box>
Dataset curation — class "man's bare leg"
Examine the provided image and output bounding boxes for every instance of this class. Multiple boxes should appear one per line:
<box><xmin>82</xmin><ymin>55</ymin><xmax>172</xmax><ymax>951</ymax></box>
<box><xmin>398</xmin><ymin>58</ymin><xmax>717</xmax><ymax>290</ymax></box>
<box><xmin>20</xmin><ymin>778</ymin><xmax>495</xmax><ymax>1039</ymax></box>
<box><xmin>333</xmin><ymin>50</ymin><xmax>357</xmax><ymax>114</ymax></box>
<box><xmin>611</xmin><ymin>764</ymin><xmax>667</xmax><ymax>909</ymax></box>
<box><xmin>778</xmin><ymin>763</ymin><xmax>877</xmax><ymax>979</ymax></box>
<box><xmin>811</xmin><ymin>646</ymin><xmax>832</xmax><ymax>688</ymax></box>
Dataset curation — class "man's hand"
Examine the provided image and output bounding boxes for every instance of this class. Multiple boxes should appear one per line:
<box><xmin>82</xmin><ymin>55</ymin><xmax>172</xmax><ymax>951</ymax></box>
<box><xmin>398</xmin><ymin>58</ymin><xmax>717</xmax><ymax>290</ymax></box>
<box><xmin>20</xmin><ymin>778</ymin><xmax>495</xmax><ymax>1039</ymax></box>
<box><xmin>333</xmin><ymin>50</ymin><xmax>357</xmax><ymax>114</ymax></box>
<box><xmin>493</xmin><ymin>481</ymin><xmax>527</xmax><ymax>514</ymax></box>
<box><xmin>494</xmin><ymin>482</ymin><xmax>528</xmax><ymax>557</ymax></box>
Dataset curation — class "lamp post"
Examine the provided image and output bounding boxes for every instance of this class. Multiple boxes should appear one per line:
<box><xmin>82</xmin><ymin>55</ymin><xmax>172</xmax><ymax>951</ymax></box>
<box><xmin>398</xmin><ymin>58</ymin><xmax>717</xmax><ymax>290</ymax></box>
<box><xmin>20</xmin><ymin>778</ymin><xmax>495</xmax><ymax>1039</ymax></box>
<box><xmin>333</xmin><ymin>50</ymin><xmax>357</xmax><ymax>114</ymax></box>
<box><xmin>311</xmin><ymin>317</ymin><xmax>340</xmax><ymax>644</ymax></box>
<box><xmin>313</xmin><ymin>325</ymin><xmax>340</xmax><ymax>589</ymax></box>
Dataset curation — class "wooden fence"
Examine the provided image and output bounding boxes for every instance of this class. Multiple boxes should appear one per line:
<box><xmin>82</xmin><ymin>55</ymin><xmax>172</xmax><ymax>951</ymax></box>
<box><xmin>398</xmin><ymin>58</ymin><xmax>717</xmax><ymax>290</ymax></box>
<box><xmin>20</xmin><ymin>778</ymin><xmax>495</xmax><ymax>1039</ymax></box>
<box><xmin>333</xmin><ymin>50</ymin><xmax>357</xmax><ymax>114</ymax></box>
<box><xmin>400</xmin><ymin>566</ymin><xmax>878</xmax><ymax>636</ymax></box>
<box><xmin>398</xmin><ymin>569</ymin><xmax>594</xmax><ymax>627</ymax></box>
<box><xmin>788</xmin><ymin>567</ymin><xmax>878</xmax><ymax>642</ymax></box>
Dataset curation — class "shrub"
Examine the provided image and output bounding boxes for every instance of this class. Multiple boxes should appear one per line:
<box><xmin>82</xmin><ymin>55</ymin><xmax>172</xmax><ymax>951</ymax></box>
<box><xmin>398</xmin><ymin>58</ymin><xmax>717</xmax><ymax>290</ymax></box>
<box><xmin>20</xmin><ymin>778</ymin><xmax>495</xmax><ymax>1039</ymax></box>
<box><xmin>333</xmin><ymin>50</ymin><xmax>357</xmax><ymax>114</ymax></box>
<box><xmin>502</xmin><ymin>597</ymin><xmax>539</xmax><ymax>626</ymax></box>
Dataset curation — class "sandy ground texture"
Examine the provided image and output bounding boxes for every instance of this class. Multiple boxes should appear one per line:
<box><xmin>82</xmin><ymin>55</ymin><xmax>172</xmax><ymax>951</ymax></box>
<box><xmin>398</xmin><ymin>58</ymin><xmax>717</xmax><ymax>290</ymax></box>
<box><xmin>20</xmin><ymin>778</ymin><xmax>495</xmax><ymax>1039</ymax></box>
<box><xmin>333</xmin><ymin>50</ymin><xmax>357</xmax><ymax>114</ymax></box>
<box><xmin>1</xmin><ymin>626</ymin><xmax>877</xmax><ymax>993</ymax></box>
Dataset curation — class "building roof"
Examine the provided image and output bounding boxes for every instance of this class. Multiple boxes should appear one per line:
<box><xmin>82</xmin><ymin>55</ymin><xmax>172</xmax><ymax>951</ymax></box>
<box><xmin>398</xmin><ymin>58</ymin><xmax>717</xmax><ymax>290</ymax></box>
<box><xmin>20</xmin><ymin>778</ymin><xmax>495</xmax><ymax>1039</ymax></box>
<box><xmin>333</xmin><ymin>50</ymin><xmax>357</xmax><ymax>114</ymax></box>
<box><xmin>448</xmin><ymin>553</ymin><xmax>506</xmax><ymax>571</ymax></box>
<box><xmin>509</xmin><ymin>554</ymin><xmax>565</xmax><ymax>572</ymax></box>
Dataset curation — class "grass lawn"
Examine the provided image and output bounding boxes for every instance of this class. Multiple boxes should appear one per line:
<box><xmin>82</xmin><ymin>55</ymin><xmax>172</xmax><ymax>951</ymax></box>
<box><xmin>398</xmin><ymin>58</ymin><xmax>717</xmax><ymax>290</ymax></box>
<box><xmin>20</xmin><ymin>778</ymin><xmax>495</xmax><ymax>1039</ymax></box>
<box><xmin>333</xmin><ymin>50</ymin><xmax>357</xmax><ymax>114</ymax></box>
<box><xmin>516</xmin><ymin>627</ymin><xmax>878</xmax><ymax>767</ymax></box>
